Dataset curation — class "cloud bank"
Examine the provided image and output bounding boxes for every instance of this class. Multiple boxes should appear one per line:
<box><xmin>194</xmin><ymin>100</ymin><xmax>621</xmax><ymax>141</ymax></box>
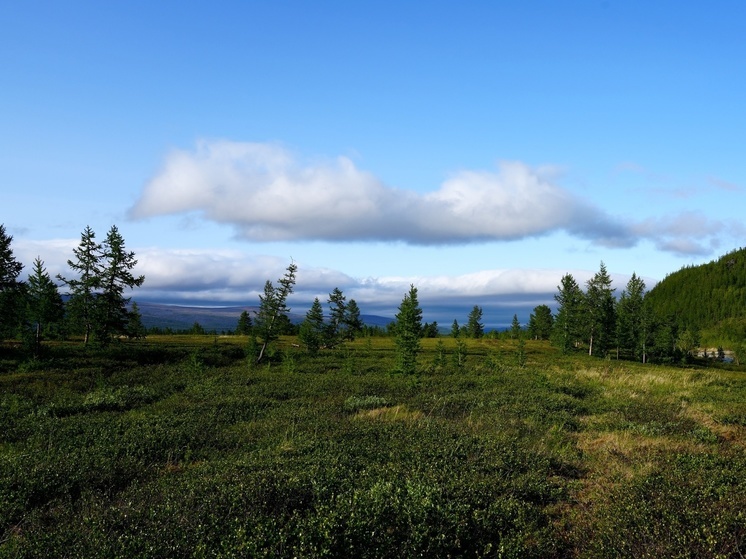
<box><xmin>129</xmin><ymin>140</ymin><xmax>740</xmax><ymax>256</ymax></box>
<box><xmin>130</xmin><ymin>140</ymin><xmax>637</xmax><ymax>247</ymax></box>
<box><xmin>15</xmin><ymin>238</ymin><xmax>654</xmax><ymax>327</ymax></box>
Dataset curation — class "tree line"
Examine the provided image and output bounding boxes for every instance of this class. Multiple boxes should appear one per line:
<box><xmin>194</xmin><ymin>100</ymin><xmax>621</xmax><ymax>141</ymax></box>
<box><xmin>3</xmin><ymin>221</ymin><xmax>743</xmax><ymax>366</ymax></box>
<box><xmin>0</xmin><ymin>224</ymin><xmax>145</xmax><ymax>353</ymax></box>
<box><xmin>550</xmin><ymin>261</ymin><xmax>746</xmax><ymax>364</ymax></box>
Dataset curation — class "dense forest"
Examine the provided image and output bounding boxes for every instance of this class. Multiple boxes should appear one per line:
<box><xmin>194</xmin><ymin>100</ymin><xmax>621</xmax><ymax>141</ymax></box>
<box><xmin>645</xmin><ymin>247</ymin><xmax>746</xmax><ymax>345</ymax></box>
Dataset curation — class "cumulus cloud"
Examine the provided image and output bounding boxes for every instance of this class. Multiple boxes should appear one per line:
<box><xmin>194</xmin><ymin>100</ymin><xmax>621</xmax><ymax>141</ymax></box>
<box><xmin>129</xmin><ymin>140</ymin><xmax>633</xmax><ymax>246</ymax></box>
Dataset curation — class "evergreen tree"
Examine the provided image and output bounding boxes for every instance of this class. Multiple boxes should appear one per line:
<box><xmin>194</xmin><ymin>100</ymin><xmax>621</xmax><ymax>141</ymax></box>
<box><xmin>451</xmin><ymin>319</ymin><xmax>460</xmax><ymax>338</ymax></box>
<box><xmin>394</xmin><ymin>284</ymin><xmax>422</xmax><ymax>374</ymax></box>
<box><xmin>677</xmin><ymin>327</ymin><xmax>700</xmax><ymax>363</ymax></box>
<box><xmin>0</xmin><ymin>224</ymin><xmax>24</xmax><ymax>339</ymax></box>
<box><xmin>551</xmin><ymin>273</ymin><xmax>584</xmax><ymax>353</ymax></box>
<box><xmin>126</xmin><ymin>302</ymin><xmax>147</xmax><ymax>340</ymax></box>
<box><xmin>254</xmin><ymin>262</ymin><xmax>297</xmax><ymax>363</ymax></box>
<box><xmin>617</xmin><ymin>273</ymin><xmax>649</xmax><ymax>362</ymax></box>
<box><xmin>299</xmin><ymin>297</ymin><xmax>325</xmax><ymax>355</ymax></box>
<box><xmin>422</xmin><ymin>321</ymin><xmax>439</xmax><ymax>338</ymax></box>
<box><xmin>326</xmin><ymin>287</ymin><xmax>347</xmax><ymax>347</ymax></box>
<box><xmin>273</xmin><ymin>313</ymin><xmax>298</xmax><ymax>336</ymax></box>
<box><xmin>58</xmin><ymin>226</ymin><xmax>102</xmax><ymax>345</ymax></box>
<box><xmin>510</xmin><ymin>314</ymin><xmax>522</xmax><ymax>339</ymax></box>
<box><xmin>527</xmin><ymin>304</ymin><xmax>554</xmax><ymax>340</ymax></box>
<box><xmin>343</xmin><ymin>298</ymin><xmax>363</xmax><ymax>341</ymax></box>
<box><xmin>95</xmin><ymin>226</ymin><xmax>145</xmax><ymax>344</ymax></box>
<box><xmin>466</xmin><ymin>305</ymin><xmax>484</xmax><ymax>338</ymax></box>
<box><xmin>236</xmin><ymin>310</ymin><xmax>253</xmax><ymax>335</ymax></box>
<box><xmin>24</xmin><ymin>257</ymin><xmax>64</xmax><ymax>352</ymax></box>
<box><xmin>584</xmin><ymin>262</ymin><xmax>616</xmax><ymax>356</ymax></box>
<box><xmin>649</xmin><ymin>312</ymin><xmax>680</xmax><ymax>363</ymax></box>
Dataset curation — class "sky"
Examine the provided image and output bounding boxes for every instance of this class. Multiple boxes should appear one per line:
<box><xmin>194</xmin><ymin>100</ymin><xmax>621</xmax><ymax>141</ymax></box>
<box><xmin>2</xmin><ymin>1</ymin><xmax>745</xmax><ymax>328</ymax></box>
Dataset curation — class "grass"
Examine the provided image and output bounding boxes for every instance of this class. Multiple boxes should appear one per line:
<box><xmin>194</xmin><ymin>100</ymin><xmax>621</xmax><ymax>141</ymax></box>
<box><xmin>1</xmin><ymin>336</ymin><xmax>745</xmax><ymax>557</ymax></box>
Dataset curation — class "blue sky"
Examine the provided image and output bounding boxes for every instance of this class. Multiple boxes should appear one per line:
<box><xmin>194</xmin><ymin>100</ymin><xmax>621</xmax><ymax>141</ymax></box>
<box><xmin>3</xmin><ymin>1</ymin><xmax>745</xmax><ymax>328</ymax></box>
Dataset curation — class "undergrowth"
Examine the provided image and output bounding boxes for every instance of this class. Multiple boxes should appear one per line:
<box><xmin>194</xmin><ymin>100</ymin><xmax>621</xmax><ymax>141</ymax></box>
<box><xmin>1</xmin><ymin>337</ymin><xmax>744</xmax><ymax>557</ymax></box>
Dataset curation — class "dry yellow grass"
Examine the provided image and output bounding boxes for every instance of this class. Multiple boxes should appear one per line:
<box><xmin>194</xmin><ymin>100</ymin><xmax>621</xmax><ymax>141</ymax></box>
<box><xmin>354</xmin><ymin>404</ymin><xmax>424</xmax><ymax>422</ymax></box>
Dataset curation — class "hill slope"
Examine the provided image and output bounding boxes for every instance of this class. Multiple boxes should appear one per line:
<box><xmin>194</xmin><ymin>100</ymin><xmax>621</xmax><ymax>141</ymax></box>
<box><xmin>645</xmin><ymin>247</ymin><xmax>746</xmax><ymax>334</ymax></box>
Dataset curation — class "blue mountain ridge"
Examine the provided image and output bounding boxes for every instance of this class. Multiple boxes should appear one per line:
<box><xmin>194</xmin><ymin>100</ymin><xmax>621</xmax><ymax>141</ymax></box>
<box><xmin>131</xmin><ymin>301</ymin><xmax>393</xmax><ymax>332</ymax></box>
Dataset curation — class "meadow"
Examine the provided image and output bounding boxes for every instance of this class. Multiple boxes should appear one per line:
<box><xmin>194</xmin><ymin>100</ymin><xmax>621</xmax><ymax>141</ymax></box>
<box><xmin>1</xmin><ymin>336</ymin><xmax>745</xmax><ymax>558</ymax></box>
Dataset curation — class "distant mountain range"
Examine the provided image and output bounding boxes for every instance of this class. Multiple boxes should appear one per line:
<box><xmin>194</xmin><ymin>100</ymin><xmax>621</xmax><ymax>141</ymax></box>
<box><xmin>133</xmin><ymin>301</ymin><xmax>393</xmax><ymax>332</ymax></box>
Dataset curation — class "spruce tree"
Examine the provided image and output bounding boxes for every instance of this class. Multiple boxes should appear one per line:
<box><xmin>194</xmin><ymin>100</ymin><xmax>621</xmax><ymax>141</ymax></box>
<box><xmin>96</xmin><ymin>226</ymin><xmax>145</xmax><ymax>344</ymax></box>
<box><xmin>343</xmin><ymin>298</ymin><xmax>363</xmax><ymax>341</ymax></box>
<box><xmin>394</xmin><ymin>284</ymin><xmax>423</xmax><ymax>374</ymax></box>
<box><xmin>510</xmin><ymin>314</ymin><xmax>522</xmax><ymax>339</ymax></box>
<box><xmin>326</xmin><ymin>287</ymin><xmax>347</xmax><ymax>347</ymax></box>
<box><xmin>551</xmin><ymin>273</ymin><xmax>583</xmax><ymax>353</ymax></box>
<box><xmin>466</xmin><ymin>305</ymin><xmax>484</xmax><ymax>338</ymax></box>
<box><xmin>299</xmin><ymin>297</ymin><xmax>325</xmax><ymax>355</ymax></box>
<box><xmin>126</xmin><ymin>302</ymin><xmax>147</xmax><ymax>339</ymax></box>
<box><xmin>0</xmin><ymin>224</ymin><xmax>24</xmax><ymax>339</ymax></box>
<box><xmin>236</xmin><ymin>310</ymin><xmax>253</xmax><ymax>336</ymax></box>
<box><xmin>58</xmin><ymin>226</ymin><xmax>102</xmax><ymax>345</ymax></box>
<box><xmin>617</xmin><ymin>273</ymin><xmax>648</xmax><ymax>362</ymax></box>
<box><xmin>451</xmin><ymin>319</ymin><xmax>460</xmax><ymax>338</ymax></box>
<box><xmin>584</xmin><ymin>262</ymin><xmax>616</xmax><ymax>357</ymax></box>
<box><xmin>254</xmin><ymin>262</ymin><xmax>297</xmax><ymax>363</ymax></box>
<box><xmin>24</xmin><ymin>257</ymin><xmax>64</xmax><ymax>352</ymax></box>
<box><xmin>528</xmin><ymin>304</ymin><xmax>554</xmax><ymax>340</ymax></box>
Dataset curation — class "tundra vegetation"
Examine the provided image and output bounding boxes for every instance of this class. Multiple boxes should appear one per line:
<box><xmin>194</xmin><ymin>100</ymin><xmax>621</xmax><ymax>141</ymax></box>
<box><xmin>1</xmin><ymin>226</ymin><xmax>746</xmax><ymax>557</ymax></box>
<box><xmin>2</xmin><ymin>335</ymin><xmax>746</xmax><ymax>558</ymax></box>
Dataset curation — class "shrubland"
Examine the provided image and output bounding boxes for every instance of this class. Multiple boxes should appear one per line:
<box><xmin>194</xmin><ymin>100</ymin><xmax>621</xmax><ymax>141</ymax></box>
<box><xmin>1</xmin><ymin>336</ymin><xmax>745</xmax><ymax>558</ymax></box>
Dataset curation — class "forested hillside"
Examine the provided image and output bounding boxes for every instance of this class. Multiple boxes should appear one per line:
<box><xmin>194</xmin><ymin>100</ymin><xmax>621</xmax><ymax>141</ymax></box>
<box><xmin>645</xmin><ymin>247</ymin><xmax>746</xmax><ymax>336</ymax></box>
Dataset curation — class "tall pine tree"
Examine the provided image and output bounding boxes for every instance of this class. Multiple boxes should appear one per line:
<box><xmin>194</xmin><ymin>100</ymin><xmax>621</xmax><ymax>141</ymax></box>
<box><xmin>584</xmin><ymin>262</ymin><xmax>616</xmax><ymax>357</ymax></box>
<box><xmin>466</xmin><ymin>305</ymin><xmax>484</xmax><ymax>338</ymax></box>
<box><xmin>343</xmin><ymin>299</ymin><xmax>363</xmax><ymax>341</ymax></box>
<box><xmin>528</xmin><ymin>304</ymin><xmax>554</xmax><ymax>340</ymax></box>
<box><xmin>394</xmin><ymin>284</ymin><xmax>422</xmax><ymax>375</ymax></box>
<box><xmin>0</xmin><ymin>224</ymin><xmax>24</xmax><ymax>339</ymax></box>
<box><xmin>96</xmin><ymin>226</ymin><xmax>145</xmax><ymax>344</ymax></box>
<box><xmin>551</xmin><ymin>273</ymin><xmax>584</xmax><ymax>353</ymax></box>
<box><xmin>617</xmin><ymin>273</ymin><xmax>649</xmax><ymax>362</ymax></box>
<box><xmin>24</xmin><ymin>257</ymin><xmax>64</xmax><ymax>353</ymax></box>
<box><xmin>58</xmin><ymin>226</ymin><xmax>102</xmax><ymax>345</ymax></box>
<box><xmin>299</xmin><ymin>297</ymin><xmax>325</xmax><ymax>355</ymax></box>
<box><xmin>254</xmin><ymin>262</ymin><xmax>297</xmax><ymax>363</ymax></box>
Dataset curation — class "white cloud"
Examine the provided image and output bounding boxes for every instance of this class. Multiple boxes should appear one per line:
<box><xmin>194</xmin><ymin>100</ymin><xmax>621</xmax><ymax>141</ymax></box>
<box><xmin>631</xmin><ymin>212</ymin><xmax>734</xmax><ymax>256</ymax></box>
<box><xmin>129</xmin><ymin>140</ymin><xmax>743</xmax><ymax>256</ymax></box>
<box><xmin>130</xmin><ymin>140</ymin><xmax>632</xmax><ymax>246</ymax></box>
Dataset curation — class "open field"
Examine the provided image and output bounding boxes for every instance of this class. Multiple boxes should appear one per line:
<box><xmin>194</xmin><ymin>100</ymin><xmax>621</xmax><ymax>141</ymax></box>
<box><xmin>2</xmin><ymin>336</ymin><xmax>745</xmax><ymax>558</ymax></box>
